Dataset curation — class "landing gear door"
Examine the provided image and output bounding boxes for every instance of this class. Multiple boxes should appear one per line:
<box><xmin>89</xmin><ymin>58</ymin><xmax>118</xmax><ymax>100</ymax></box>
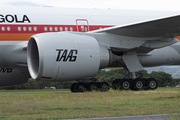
<box><xmin>76</xmin><ymin>19</ymin><xmax>90</xmax><ymax>32</ymax></box>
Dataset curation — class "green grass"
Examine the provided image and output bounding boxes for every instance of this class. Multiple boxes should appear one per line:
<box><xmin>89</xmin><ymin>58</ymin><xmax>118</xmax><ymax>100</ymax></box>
<box><xmin>0</xmin><ymin>88</ymin><xmax>180</xmax><ymax>120</ymax></box>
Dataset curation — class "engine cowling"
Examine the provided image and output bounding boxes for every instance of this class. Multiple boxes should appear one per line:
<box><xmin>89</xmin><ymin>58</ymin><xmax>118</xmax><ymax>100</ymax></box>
<box><xmin>27</xmin><ymin>32</ymin><xmax>110</xmax><ymax>81</ymax></box>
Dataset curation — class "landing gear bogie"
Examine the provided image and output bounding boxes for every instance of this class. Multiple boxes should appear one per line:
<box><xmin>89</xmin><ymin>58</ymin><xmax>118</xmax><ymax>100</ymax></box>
<box><xmin>112</xmin><ymin>77</ymin><xmax>158</xmax><ymax>91</ymax></box>
<box><xmin>70</xmin><ymin>81</ymin><xmax>110</xmax><ymax>93</ymax></box>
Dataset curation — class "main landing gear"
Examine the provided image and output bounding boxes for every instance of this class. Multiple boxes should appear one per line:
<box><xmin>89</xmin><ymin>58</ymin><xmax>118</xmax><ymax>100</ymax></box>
<box><xmin>70</xmin><ymin>80</ymin><xmax>110</xmax><ymax>92</ymax></box>
<box><xmin>70</xmin><ymin>72</ymin><xmax>158</xmax><ymax>92</ymax></box>
<box><xmin>112</xmin><ymin>72</ymin><xmax>158</xmax><ymax>91</ymax></box>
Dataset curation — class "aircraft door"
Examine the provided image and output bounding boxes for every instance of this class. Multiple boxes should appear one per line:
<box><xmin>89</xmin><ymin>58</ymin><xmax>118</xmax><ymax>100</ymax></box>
<box><xmin>76</xmin><ymin>19</ymin><xmax>90</xmax><ymax>32</ymax></box>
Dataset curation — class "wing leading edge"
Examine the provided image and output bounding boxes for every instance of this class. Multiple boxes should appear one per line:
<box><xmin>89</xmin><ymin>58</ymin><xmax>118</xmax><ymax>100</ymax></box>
<box><xmin>91</xmin><ymin>15</ymin><xmax>180</xmax><ymax>38</ymax></box>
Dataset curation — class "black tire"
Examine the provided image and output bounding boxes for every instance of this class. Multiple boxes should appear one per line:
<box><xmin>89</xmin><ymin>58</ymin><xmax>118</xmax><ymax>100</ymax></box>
<box><xmin>88</xmin><ymin>82</ymin><xmax>98</xmax><ymax>91</ymax></box>
<box><xmin>145</xmin><ymin>78</ymin><xmax>158</xmax><ymax>90</ymax></box>
<box><xmin>120</xmin><ymin>79</ymin><xmax>132</xmax><ymax>90</ymax></box>
<box><xmin>132</xmin><ymin>79</ymin><xmax>145</xmax><ymax>90</ymax></box>
<box><xmin>103</xmin><ymin>82</ymin><xmax>110</xmax><ymax>88</ymax></box>
<box><xmin>112</xmin><ymin>79</ymin><xmax>121</xmax><ymax>90</ymax></box>
<box><xmin>142</xmin><ymin>78</ymin><xmax>149</xmax><ymax>90</ymax></box>
<box><xmin>75</xmin><ymin>82</ymin><xmax>86</xmax><ymax>92</ymax></box>
<box><xmin>70</xmin><ymin>83</ymin><xmax>77</xmax><ymax>92</ymax></box>
<box><xmin>100</xmin><ymin>82</ymin><xmax>110</xmax><ymax>92</ymax></box>
<box><xmin>96</xmin><ymin>82</ymin><xmax>102</xmax><ymax>89</ymax></box>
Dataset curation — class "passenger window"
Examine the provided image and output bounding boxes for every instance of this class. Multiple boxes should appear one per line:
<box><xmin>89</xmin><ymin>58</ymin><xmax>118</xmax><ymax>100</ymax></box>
<box><xmin>23</xmin><ymin>27</ymin><xmax>26</xmax><ymax>31</ymax></box>
<box><xmin>7</xmin><ymin>27</ymin><xmax>10</xmax><ymax>31</ymax></box>
<box><xmin>65</xmin><ymin>27</ymin><xmax>68</xmax><ymax>31</ymax></box>
<box><xmin>44</xmin><ymin>27</ymin><xmax>48</xmax><ymax>31</ymax></box>
<box><xmin>55</xmin><ymin>27</ymin><xmax>58</xmax><ymax>31</ymax></box>
<box><xmin>70</xmin><ymin>27</ymin><xmax>73</xmax><ymax>31</ymax></box>
<box><xmin>28</xmin><ymin>27</ymin><xmax>32</xmax><ymax>31</ymax></box>
<box><xmin>60</xmin><ymin>27</ymin><xmax>63</xmax><ymax>31</ymax></box>
<box><xmin>34</xmin><ymin>27</ymin><xmax>37</xmax><ymax>31</ymax></box>
<box><xmin>49</xmin><ymin>27</ymin><xmax>53</xmax><ymax>31</ymax></box>
<box><xmin>18</xmin><ymin>27</ymin><xmax>21</xmax><ymax>31</ymax></box>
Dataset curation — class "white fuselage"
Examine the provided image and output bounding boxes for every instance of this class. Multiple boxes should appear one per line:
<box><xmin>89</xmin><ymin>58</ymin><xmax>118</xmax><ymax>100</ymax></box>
<box><xmin>0</xmin><ymin>6</ymin><xmax>180</xmax><ymax>69</ymax></box>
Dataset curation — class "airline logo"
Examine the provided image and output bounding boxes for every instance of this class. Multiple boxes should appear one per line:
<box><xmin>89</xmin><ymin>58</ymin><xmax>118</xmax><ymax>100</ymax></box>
<box><xmin>56</xmin><ymin>49</ymin><xmax>78</xmax><ymax>62</ymax></box>
<box><xmin>0</xmin><ymin>14</ymin><xmax>31</xmax><ymax>23</ymax></box>
<box><xmin>0</xmin><ymin>68</ymin><xmax>12</xmax><ymax>73</ymax></box>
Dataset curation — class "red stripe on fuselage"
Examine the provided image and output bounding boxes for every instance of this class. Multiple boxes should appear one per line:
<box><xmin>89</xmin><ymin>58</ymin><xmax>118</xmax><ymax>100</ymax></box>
<box><xmin>1</xmin><ymin>24</ymin><xmax>180</xmax><ymax>41</ymax></box>
<box><xmin>0</xmin><ymin>24</ymin><xmax>113</xmax><ymax>33</ymax></box>
<box><xmin>0</xmin><ymin>24</ymin><xmax>113</xmax><ymax>41</ymax></box>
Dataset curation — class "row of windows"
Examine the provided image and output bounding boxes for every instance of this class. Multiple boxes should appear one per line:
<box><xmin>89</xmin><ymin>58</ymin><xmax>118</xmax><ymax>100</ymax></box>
<box><xmin>1</xmin><ymin>26</ymin><xmax>38</xmax><ymax>32</ymax></box>
<box><xmin>0</xmin><ymin>26</ymin><xmax>75</xmax><ymax>32</ymax></box>
<box><xmin>1</xmin><ymin>26</ymin><xmax>103</xmax><ymax>32</ymax></box>
<box><xmin>1</xmin><ymin>26</ymin><xmax>11</xmax><ymax>31</ymax></box>
<box><xmin>44</xmin><ymin>27</ymin><xmax>74</xmax><ymax>31</ymax></box>
<box><xmin>18</xmin><ymin>27</ymin><xmax>37</xmax><ymax>31</ymax></box>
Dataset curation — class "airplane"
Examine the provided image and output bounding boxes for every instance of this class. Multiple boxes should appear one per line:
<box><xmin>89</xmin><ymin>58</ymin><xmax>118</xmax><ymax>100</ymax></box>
<box><xmin>1</xmin><ymin>6</ymin><xmax>180</xmax><ymax>92</ymax></box>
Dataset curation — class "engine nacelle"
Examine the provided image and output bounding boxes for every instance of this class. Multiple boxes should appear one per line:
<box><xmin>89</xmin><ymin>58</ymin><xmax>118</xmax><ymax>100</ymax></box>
<box><xmin>139</xmin><ymin>45</ymin><xmax>180</xmax><ymax>67</ymax></box>
<box><xmin>27</xmin><ymin>32</ymin><xmax>110</xmax><ymax>81</ymax></box>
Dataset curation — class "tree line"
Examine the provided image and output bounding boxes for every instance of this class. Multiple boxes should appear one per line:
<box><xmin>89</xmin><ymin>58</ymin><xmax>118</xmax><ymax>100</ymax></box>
<box><xmin>1</xmin><ymin>69</ymin><xmax>180</xmax><ymax>90</ymax></box>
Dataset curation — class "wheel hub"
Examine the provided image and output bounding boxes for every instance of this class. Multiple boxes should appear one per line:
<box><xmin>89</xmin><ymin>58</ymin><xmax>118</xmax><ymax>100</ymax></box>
<box><xmin>136</xmin><ymin>81</ymin><xmax>143</xmax><ymax>89</ymax></box>
<box><xmin>78</xmin><ymin>85</ymin><xmax>85</xmax><ymax>92</ymax></box>
<box><xmin>90</xmin><ymin>84</ymin><xmax>96</xmax><ymax>90</ymax></box>
<box><xmin>101</xmin><ymin>84</ymin><xmax>108</xmax><ymax>91</ymax></box>
<box><xmin>150</xmin><ymin>81</ymin><xmax>156</xmax><ymax>88</ymax></box>
<box><xmin>123</xmin><ymin>81</ymin><xmax>130</xmax><ymax>89</ymax></box>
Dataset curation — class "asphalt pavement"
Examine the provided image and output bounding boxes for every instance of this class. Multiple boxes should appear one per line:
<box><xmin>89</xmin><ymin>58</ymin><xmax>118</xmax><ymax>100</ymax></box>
<box><xmin>65</xmin><ymin>114</ymin><xmax>178</xmax><ymax>120</ymax></box>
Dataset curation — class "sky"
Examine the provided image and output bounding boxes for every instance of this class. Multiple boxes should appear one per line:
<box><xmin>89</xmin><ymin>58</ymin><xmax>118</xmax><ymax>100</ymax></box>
<box><xmin>1</xmin><ymin>0</ymin><xmax>180</xmax><ymax>11</ymax></box>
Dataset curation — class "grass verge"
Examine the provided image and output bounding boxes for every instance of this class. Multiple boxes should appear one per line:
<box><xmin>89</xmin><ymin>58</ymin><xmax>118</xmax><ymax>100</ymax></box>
<box><xmin>0</xmin><ymin>87</ymin><xmax>180</xmax><ymax>120</ymax></box>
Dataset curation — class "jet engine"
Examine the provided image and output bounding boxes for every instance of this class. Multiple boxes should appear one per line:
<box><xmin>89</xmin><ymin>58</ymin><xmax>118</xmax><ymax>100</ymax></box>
<box><xmin>27</xmin><ymin>32</ymin><xmax>111</xmax><ymax>81</ymax></box>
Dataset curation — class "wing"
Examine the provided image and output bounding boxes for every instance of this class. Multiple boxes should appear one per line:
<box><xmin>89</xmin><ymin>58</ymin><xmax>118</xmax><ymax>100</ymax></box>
<box><xmin>90</xmin><ymin>15</ymin><xmax>180</xmax><ymax>53</ymax></box>
<box><xmin>91</xmin><ymin>15</ymin><xmax>180</xmax><ymax>37</ymax></box>
<box><xmin>89</xmin><ymin>15</ymin><xmax>180</xmax><ymax>72</ymax></box>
